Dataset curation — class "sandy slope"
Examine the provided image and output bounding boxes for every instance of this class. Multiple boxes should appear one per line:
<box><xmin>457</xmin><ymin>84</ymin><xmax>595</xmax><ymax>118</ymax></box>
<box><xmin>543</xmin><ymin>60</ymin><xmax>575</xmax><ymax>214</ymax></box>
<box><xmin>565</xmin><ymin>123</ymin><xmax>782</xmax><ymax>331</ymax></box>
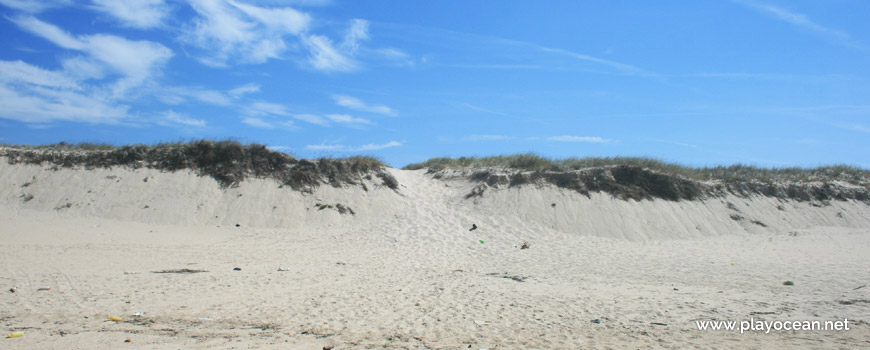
<box><xmin>1</xmin><ymin>162</ymin><xmax>869</xmax><ymax>349</ymax></box>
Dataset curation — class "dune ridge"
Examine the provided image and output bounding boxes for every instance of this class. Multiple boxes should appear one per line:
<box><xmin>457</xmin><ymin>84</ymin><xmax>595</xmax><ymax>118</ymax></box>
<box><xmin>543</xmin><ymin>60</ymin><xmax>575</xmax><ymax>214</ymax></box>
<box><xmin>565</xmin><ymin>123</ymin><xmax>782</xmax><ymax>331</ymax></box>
<box><xmin>1</xmin><ymin>146</ymin><xmax>869</xmax><ymax>349</ymax></box>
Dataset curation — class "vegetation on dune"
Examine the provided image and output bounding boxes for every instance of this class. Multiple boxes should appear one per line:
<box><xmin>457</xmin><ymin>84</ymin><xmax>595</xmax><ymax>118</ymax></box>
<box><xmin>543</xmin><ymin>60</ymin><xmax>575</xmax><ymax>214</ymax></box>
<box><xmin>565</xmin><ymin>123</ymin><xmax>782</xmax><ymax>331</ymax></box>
<box><xmin>405</xmin><ymin>154</ymin><xmax>870</xmax><ymax>202</ymax></box>
<box><xmin>0</xmin><ymin>140</ymin><xmax>397</xmax><ymax>190</ymax></box>
<box><xmin>404</xmin><ymin>154</ymin><xmax>868</xmax><ymax>184</ymax></box>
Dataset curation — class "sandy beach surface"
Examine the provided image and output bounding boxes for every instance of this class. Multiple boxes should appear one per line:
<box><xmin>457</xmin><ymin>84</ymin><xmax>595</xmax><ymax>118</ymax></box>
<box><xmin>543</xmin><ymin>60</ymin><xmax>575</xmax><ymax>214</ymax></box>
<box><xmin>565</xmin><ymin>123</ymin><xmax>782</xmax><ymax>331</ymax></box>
<box><xmin>1</xmin><ymin>163</ymin><xmax>869</xmax><ymax>349</ymax></box>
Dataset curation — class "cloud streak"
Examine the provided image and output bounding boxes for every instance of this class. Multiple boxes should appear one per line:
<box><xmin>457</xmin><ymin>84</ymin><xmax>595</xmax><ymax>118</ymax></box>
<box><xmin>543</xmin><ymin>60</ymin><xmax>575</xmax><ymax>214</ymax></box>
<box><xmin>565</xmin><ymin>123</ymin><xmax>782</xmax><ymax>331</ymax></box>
<box><xmin>547</xmin><ymin>135</ymin><xmax>614</xmax><ymax>143</ymax></box>
<box><xmin>11</xmin><ymin>15</ymin><xmax>173</xmax><ymax>94</ymax></box>
<box><xmin>90</xmin><ymin>0</ymin><xmax>170</xmax><ymax>29</ymax></box>
<box><xmin>332</xmin><ymin>94</ymin><xmax>396</xmax><ymax>116</ymax></box>
<box><xmin>305</xmin><ymin>140</ymin><xmax>401</xmax><ymax>152</ymax></box>
<box><xmin>184</xmin><ymin>0</ymin><xmax>311</xmax><ymax>65</ymax></box>
<box><xmin>733</xmin><ymin>0</ymin><xmax>869</xmax><ymax>52</ymax></box>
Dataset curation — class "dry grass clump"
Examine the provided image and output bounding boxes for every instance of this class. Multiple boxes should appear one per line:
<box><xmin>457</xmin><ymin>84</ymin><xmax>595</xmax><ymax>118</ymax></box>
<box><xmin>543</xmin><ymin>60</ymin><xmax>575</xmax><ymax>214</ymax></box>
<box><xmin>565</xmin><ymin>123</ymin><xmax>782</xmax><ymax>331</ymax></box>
<box><xmin>405</xmin><ymin>154</ymin><xmax>869</xmax><ymax>184</ymax></box>
<box><xmin>405</xmin><ymin>154</ymin><xmax>870</xmax><ymax>202</ymax></box>
<box><xmin>1</xmin><ymin>140</ymin><xmax>392</xmax><ymax>190</ymax></box>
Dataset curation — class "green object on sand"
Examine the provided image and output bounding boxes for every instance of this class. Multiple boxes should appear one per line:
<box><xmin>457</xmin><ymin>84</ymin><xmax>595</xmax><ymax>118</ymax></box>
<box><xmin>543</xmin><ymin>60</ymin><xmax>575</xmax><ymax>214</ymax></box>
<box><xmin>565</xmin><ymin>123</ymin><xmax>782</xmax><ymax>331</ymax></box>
<box><xmin>479</xmin><ymin>240</ymin><xmax>484</xmax><ymax>244</ymax></box>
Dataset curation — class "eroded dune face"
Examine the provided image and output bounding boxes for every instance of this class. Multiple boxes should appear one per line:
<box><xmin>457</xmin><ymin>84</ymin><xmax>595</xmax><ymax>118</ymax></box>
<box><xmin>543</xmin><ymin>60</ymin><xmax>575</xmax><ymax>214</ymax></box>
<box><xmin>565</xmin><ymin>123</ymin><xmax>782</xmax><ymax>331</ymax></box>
<box><xmin>2</xmin><ymin>157</ymin><xmax>868</xmax><ymax>240</ymax></box>
<box><xmin>1</xmin><ymin>156</ymin><xmax>869</xmax><ymax>349</ymax></box>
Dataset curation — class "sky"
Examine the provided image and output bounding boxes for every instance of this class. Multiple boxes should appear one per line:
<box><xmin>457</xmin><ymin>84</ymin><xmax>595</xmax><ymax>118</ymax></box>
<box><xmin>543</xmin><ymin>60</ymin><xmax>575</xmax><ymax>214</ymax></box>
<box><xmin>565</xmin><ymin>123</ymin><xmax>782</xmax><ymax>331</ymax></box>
<box><xmin>0</xmin><ymin>0</ymin><xmax>868</xmax><ymax>168</ymax></box>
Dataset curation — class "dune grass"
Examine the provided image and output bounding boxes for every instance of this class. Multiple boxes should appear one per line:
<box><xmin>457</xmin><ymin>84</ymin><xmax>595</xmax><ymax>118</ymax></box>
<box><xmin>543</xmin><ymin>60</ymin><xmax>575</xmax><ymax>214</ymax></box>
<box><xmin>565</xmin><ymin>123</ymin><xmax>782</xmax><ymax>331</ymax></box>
<box><xmin>404</xmin><ymin>154</ymin><xmax>869</xmax><ymax>185</ymax></box>
<box><xmin>0</xmin><ymin>140</ymin><xmax>391</xmax><ymax>189</ymax></box>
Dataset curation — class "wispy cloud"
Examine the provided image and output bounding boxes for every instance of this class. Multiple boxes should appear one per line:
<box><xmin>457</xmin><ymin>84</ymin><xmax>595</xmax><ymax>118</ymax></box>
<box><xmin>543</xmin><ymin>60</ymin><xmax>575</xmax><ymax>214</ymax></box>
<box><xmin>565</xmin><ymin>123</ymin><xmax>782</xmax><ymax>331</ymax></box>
<box><xmin>0</xmin><ymin>60</ymin><xmax>129</xmax><ymax>124</ymax></box>
<box><xmin>341</xmin><ymin>19</ymin><xmax>368</xmax><ymax>54</ymax></box>
<box><xmin>159</xmin><ymin>86</ymin><xmax>233</xmax><ymax>106</ymax></box>
<box><xmin>184</xmin><ymin>0</ymin><xmax>311</xmax><ymax>65</ymax></box>
<box><xmin>11</xmin><ymin>15</ymin><xmax>172</xmax><ymax>94</ymax></box>
<box><xmin>547</xmin><ymin>135</ymin><xmax>614</xmax><ymax>143</ymax></box>
<box><xmin>228</xmin><ymin>83</ymin><xmax>260</xmax><ymax>97</ymax></box>
<box><xmin>305</xmin><ymin>143</ymin><xmax>344</xmax><ymax>151</ymax></box>
<box><xmin>241</xmin><ymin>117</ymin><xmax>275</xmax><ymax>128</ymax></box>
<box><xmin>0</xmin><ymin>0</ymin><xmax>71</xmax><ymax>13</ymax></box>
<box><xmin>267</xmin><ymin>145</ymin><xmax>293</xmax><ymax>152</ymax></box>
<box><xmin>537</xmin><ymin>46</ymin><xmax>655</xmax><ymax>77</ymax></box>
<box><xmin>90</xmin><ymin>0</ymin><xmax>170</xmax><ymax>29</ymax></box>
<box><xmin>161</xmin><ymin>110</ymin><xmax>206</xmax><ymax>127</ymax></box>
<box><xmin>302</xmin><ymin>34</ymin><xmax>356</xmax><ymax>71</ymax></box>
<box><xmin>0</xmin><ymin>60</ymin><xmax>79</xmax><ymax>89</ymax></box>
<box><xmin>325</xmin><ymin>113</ymin><xmax>370</xmax><ymax>125</ymax></box>
<box><xmin>332</xmin><ymin>94</ymin><xmax>396</xmax><ymax>116</ymax></box>
<box><xmin>733</xmin><ymin>0</ymin><xmax>869</xmax><ymax>52</ymax></box>
<box><xmin>305</xmin><ymin>140</ymin><xmax>401</xmax><ymax>151</ymax></box>
<box><xmin>290</xmin><ymin>113</ymin><xmax>329</xmax><ymax>126</ymax></box>
<box><xmin>459</xmin><ymin>102</ymin><xmax>506</xmax><ymax>116</ymax></box>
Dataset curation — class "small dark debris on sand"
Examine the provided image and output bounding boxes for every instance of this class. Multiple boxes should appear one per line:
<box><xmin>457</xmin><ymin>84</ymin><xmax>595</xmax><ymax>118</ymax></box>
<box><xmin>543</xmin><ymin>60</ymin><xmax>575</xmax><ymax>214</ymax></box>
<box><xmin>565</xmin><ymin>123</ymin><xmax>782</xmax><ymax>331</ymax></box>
<box><xmin>233</xmin><ymin>267</ymin><xmax>242</xmax><ymax>271</ymax></box>
<box><xmin>520</xmin><ymin>241</ymin><xmax>530</xmax><ymax>249</ymax></box>
<box><xmin>838</xmin><ymin>299</ymin><xmax>870</xmax><ymax>305</ymax></box>
<box><xmin>469</xmin><ymin>224</ymin><xmax>477</xmax><ymax>231</ymax></box>
<box><xmin>152</xmin><ymin>269</ymin><xmax>208</xmax><ymax>274</ymax></box>
<box><xmin>486</xmin><ymin>272</ymin><xmax>527</xmax><ymax>282</ymax></box>
<box><xmin>651</xmin><ymin>322</ymin><xmax>668</xmax><ymax>326</ymax></box>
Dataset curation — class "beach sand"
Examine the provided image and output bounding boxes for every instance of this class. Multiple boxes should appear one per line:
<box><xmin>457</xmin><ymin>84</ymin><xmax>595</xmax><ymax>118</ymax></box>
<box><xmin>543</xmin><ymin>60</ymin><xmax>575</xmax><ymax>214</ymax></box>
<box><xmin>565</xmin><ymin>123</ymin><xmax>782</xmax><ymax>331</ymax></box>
<box><xmin>1</xmin><ymin>162</ymin><xmax>868</xmax><ymax>349</ymax></box>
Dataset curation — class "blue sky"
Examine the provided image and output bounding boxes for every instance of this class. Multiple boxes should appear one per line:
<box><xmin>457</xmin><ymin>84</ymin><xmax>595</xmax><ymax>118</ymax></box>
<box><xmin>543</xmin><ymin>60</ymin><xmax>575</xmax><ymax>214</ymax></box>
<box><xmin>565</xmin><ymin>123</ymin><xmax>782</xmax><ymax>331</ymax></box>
<box><xmin>0</xmin><ymin>0</ymin><xmax>868</xmax><ymax>168</ymax></box>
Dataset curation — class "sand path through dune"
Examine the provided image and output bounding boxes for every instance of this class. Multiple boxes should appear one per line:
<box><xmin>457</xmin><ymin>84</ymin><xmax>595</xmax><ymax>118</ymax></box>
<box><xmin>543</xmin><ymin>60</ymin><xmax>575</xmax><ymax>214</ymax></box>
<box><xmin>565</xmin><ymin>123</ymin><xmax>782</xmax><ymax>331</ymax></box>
<box><xmin>1</xmin><ymin>165</ymin><xmax>869</xmax><ymax>348</ymax></box>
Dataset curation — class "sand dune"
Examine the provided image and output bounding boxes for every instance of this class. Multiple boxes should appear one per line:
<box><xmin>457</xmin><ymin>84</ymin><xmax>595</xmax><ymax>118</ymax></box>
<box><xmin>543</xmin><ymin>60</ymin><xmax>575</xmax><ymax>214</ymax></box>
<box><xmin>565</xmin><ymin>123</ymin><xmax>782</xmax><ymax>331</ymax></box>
<box><xmin>1</xmin><ymin>159</ymin><xmax>869</xmax><ymax>349</ymax></box>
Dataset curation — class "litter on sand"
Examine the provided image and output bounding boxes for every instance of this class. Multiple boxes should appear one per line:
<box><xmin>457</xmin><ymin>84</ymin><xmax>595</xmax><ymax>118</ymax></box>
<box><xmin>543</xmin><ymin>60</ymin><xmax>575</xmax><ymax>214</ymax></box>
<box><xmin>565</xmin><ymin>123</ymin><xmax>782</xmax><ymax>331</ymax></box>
<box><xmin>6</xmin><ymin>332</ymin><xmax>23</xmax><ymax>338</ymax></box>
<box><xmin>108</xmin><ymin>316</ymin><xmax>123</xmax><ymax>322</ymax></box>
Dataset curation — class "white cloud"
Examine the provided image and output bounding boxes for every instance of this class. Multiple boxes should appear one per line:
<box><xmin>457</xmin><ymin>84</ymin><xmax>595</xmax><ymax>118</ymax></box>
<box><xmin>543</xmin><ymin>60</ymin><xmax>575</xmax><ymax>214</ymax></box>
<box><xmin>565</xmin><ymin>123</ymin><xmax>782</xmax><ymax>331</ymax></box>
<box><xmin>325</xmin><ymin>113</ymin><xmax>370</xmax><ymax>125</ymax></box>
<box><xmin>302</xmin><ymin>34</ymin><xmax>356</xmax><ymax>71</ymax></box>
<box><xmin>305</xmin><ymin>143</ymin><xmax>343</xmax><ymax>151</ymax></box>
<box><xmin>267</xmin><ymin>145</ymin><xmax>292</xmax><ymax>152</ymax></box>
<box><xmin>355</xmin><ymin>140</ymin><xmax>401</xmax><ymax>151</ymax></box>
<box><xmin>11</xmin><ymin>15</ymin><xmax>85</xmax><ymax>50</ymax></box>
<box><xmin>0</xmin><ymin>60</ymin><xmax>80</xmax><ymax>89</ymax></box>
<box><xmin>185</xmin><ymin>0</ymin><xmax>310</xmax><ymax>65</ymax></box>
<box><xmin>733</xmin><ymin>0</ymin><xmax>868</xmax><ymax>52</ymax></box>
<box><xmin>547</xmin><ymin>135</ymin><xmax>613</xmax><ymax>143</ymax></box>
<box><xmin>241</xmin><ymin>117</ymin><xmax>274</xmax><ymax>128</ymax></box>
<box><xmin>11</xmin><ymin>16</ymin><xmax>172</xmax><ymax>94</ymax></box>
<box><xmin>90</xmin><ymin>0</ymin><xmax>170</xmax><ymax>29</ymax></box>
<box><xmin>227</xmin><ymin>0</ymin><xmax>309</xmax><ymax>34</ymax></box>
<box><xmin>246</xmin><ymin>101</ymin><xmax>289</xmax><ymax>116</ymax></box>
<box><xmin>85</xmin><ymin>34</ymin><xmax>173</xmax><ymax>84</ymax></box>
<box><xmin>60</xmin><ymin>57</ymin><xmax>107</xmax><ymax>80</ymax></box>
<box><xmin>0</xmin><ymin>61</ymin><xmax>129</xmax><ymax>124</ymax></box>
<box><xmin>163</xmin><ymin>110</ymin><xmax>206</xmax><ymax>127</ymax></box>
<box><xmin>342</xmin><ymin>19</ymin><xmax>369</xmax><ymax>54</ymax></box>
<box><xmin>228</xmin><ymin>83</ymin><xmax>260</xmax><ymax>97</ymax></box>
<box><xmin>160</xmin><ymin>86</ymin><xmax>233</xmax><ymax>106</ymax></box>
<box><xmin>376</xmin><ymin>48</ymin><xmax>410</xmax><ymax>60</ymax></box>
<box><xmin>305</xmin><ymin>140</ymin><xmax>401</xmax><ymax>151</ymax></box>
<box><xmin>291</xmin><ymin>113</ymin><xmax>329</xmax><ymax>126</ymax></box>
<box><xmin>0</xmin><ymin>0</ymin><xmax>70</xmax><ymax>13</ymax></box>
<box><xmin>332</xmin><ymin>94</ymin><xmax>395</xmax><ymax>116</ymax></box>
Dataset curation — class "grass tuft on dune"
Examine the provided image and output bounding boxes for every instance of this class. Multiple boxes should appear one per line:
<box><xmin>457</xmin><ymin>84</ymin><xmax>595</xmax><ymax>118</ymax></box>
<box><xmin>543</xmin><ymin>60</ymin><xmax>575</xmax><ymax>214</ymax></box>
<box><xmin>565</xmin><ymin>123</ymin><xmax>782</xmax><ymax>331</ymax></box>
<box><xmin>0</xmin><ymin>140</ymin><xmax>394</xmax><ymax>190</ymax></box>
